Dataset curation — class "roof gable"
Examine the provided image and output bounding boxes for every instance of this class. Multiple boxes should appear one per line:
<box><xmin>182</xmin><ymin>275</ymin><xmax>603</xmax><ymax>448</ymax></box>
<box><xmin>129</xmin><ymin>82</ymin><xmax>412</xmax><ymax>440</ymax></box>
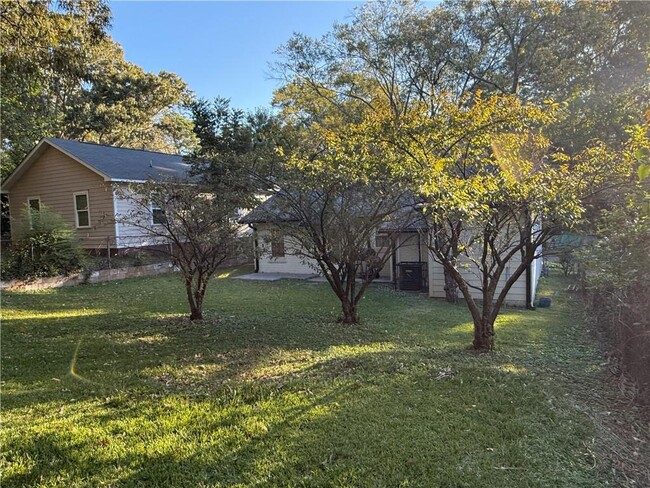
<box><xmin>2</xmin><ymin>138</ymin><xmax>192</xmax><ymax>191</ymax></box>
<box><xmin>46</xmin><ymin>138</ymin><xmax>192</xmax><ymax>182</ymax></box>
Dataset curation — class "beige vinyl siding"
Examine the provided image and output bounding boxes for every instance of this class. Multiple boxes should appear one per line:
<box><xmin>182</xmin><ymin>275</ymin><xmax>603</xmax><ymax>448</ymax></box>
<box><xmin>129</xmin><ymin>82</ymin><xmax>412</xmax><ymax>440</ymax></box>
<box><xmin>256</xmin><ymin>224</ymin><xmax>318</xmax><ymax>274</ymax></box>
<box><xmin>7</xmin><ymin>146</ymin><xmax>115</xmax><ymax>249</ymax></box>
<box><xmin>427</xmin><ymin>252</ymin><xmax>527</xmax><ymax>306</ymax></box>
<box><xmin>372</xmin><ymin>234</ymin><xmax>393</xmax><ymax>280</ymax></box>
<box><xmin>256</xmin><ymin>224</ymin><xmax>398</xmax><ymax>278</ymax></box>
<box><xmin>395</xmin><ymin>232</ymin><xmax>426</xmax><ymax>263</ymax></box>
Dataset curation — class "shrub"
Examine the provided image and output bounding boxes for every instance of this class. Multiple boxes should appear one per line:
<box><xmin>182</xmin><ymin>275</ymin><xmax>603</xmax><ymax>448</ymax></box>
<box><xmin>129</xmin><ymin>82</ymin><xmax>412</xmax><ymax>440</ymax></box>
<box><xmin>578</xmin><ymin>204</ymin><xmax>650</xmax><ymax>403</ymax></box>
<box><xmin>1</xmin><ymin>205</ymin><xmax>86</xmax><ymax>280</ymax></box>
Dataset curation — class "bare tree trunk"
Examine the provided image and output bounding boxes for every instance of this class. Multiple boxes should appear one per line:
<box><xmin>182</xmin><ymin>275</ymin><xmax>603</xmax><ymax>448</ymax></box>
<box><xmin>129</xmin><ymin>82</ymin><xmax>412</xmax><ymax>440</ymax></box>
<box><xmin>185</xmin><ymin>278</ymin><xmax>204</xmax><ymax>321</ymax></box>
<box><xmin>190</xmin><ymin>294</ymin><xmax>204</xmax><ymax>321</ymax></box>
<box><xmin>472</xmin><ymin>316</ymin><xmax>495</xmax><ymax>351</ymax></box>
<box><xmin>340</xmin><ymin>297</ymin><xmax>359</xmax><ymax>325</ymax></box>
<box><xmin>443</xmin><ymin>267</ymin><xmax>459</xmax><ymax>303</ymax></box>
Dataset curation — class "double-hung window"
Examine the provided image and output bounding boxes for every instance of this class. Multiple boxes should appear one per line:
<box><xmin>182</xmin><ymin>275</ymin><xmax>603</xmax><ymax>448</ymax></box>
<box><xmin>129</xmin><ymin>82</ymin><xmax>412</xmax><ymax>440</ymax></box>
<box><xmin>271</xmin><ymin>233</ymin><xmax>285</xmax><ymax>258</ymax></box>
<box><xmin>375</xmin><ymin>234</ymin><xmax>390</xmax><ymax>249</ymax></box>
<box><xmin>74</xmin><ymin>192</ymin><xmax>90</xmax><ymax>228</ymax></box>
<box><xmin>151</xmin><ymin>201</ymin><xmax>166</xmax><ymax>225</ymax></box>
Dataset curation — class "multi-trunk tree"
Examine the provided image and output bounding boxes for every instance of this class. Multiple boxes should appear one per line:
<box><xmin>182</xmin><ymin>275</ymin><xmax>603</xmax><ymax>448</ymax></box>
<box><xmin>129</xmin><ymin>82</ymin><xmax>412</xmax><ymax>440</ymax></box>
<box><xmin>272</xmin><ymin>0</ymin><xmax>642</xmax><ymax>348</ymax></box>
<box><xmin>250</xmin><ymin>184</ymin><xmax>418</xmax><ymax>324</ymax></box>
<box><xmin>115</xmin><ymin>180</ymin><xmax>245</xmax><ymax>321</ymax></box>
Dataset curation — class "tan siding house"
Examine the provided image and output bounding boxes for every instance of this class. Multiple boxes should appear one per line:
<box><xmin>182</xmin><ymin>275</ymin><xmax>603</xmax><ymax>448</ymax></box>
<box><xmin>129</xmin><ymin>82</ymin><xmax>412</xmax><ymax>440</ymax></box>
<box><xmin>1</xmin><ymin>138</ymin><xmax>192</xmax><ymax>253</ymax></box>
<box><xmin>7</xmin><ymin>146</ymin><xmax>116</xmax><ymax>250</ymax></box>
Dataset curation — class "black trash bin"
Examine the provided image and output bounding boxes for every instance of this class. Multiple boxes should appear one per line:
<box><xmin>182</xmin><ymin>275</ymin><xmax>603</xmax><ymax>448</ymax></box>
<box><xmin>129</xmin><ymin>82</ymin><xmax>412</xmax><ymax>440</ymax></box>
<box><xmin>398</xmin><ymin>262</ymin><xmax>424</xmax><ymax>291</ymax></box>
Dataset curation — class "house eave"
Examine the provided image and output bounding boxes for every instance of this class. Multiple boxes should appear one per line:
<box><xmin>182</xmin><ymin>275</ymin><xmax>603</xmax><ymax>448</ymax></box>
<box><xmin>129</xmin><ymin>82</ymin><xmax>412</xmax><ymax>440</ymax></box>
<box><xmin>1</xmin><ymin>139</ymin><xmax>112</xmax><ymax>192</ymax></box>
<box><xmin>108</xmin><ymin>178</ymin><xmax>147</xmax><ymax>184</ymax></box>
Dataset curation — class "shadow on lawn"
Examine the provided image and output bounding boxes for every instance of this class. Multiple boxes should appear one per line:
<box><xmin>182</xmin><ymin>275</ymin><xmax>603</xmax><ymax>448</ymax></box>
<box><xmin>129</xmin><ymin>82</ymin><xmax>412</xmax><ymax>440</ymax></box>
<box><xmin>3</xmin><ymin>349</ymin><xmax>594</xmax><ymax>487</ymax></box>
<box><xmin>1</xmin><ymin>286</ymin><xmax>571</xmax><ymax>415</ymax></box>
<box><xmin>3</xmin><ymin>274</ymin><xmax>600</xmax><ymax>486</ymax></box>
<box><xmin>3</xmin><ymin>381</ymin><xmax>358</xmax><ymax>487</ymax></box>
<box><xmin>1</xmin><ymin>301</ymin><xmax>429</xmax><ymax>412</ymax></box>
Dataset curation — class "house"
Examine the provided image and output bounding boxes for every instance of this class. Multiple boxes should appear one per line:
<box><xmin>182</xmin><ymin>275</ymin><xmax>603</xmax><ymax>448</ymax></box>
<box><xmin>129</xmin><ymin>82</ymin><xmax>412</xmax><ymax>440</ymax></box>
<box><xmin>241</xmin><ymin>194</ymin><xmax>544</xmax><ymax>307</ymax></box>
<box><xmin>1</xmin><ymin>138</ymin><xmax>192</xmax><ymax>254</ymax></box>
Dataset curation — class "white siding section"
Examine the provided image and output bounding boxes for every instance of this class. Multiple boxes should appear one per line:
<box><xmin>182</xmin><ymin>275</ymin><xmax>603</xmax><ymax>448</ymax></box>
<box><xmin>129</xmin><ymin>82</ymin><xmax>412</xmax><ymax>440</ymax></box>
<box><xmin>395</xmin><ymin>233</ymin><xmax>426</xmax><ymax>263</ymax></box>
<box><xmin>112</xmin><ymin>185</ymin><xmax>167</xmax><ymax>249</ymax></box>
<box><xmin>530</xmin><ymin>246</ymin><xmax>544</xmax><ymax>305</ymax></box>
<box><xmin>253</xmin><ymin>226</ymin><xmax>428</xmax><ymax>280</ymax></box>
<box><xmin>529</xmin><ymin>221</ymin><xmax>544</xmax><ymax>305</ymax></box>
<box><xmin>256</xmin><ymin>224</ymin><xmax>319</xmax><ymax>274</ymax></box>
<box><xmin>427</xmin><ymin>250</ymin><xmax>528</xmax><ymax>306</ymax></box>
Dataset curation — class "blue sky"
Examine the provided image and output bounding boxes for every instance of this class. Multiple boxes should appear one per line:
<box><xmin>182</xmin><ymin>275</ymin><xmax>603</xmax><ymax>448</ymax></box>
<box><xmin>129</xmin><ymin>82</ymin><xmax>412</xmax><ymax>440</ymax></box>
<box><xmin>109</xmin><ymin>1</ymin><xmax>363</xmax><ymax>111</ymax></box>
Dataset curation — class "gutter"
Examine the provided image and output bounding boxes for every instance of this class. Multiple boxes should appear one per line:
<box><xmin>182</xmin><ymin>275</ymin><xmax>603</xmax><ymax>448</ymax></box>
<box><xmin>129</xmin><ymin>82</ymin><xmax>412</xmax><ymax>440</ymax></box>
<box><xmin>391</xmin><ymin>239</ymin><xmax>397</xmax><ymax>289</ymax></box>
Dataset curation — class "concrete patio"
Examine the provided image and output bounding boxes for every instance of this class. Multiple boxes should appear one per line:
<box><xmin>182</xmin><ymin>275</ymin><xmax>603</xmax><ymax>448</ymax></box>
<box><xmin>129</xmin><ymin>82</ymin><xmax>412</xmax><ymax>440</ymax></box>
<box><xmin>233</xmin><ymin>272</ymin><xmax>394</xmax><ymax>285</ymax></box>
<box><xmin>233</xmin><ymin>272</ymin><xmax>318</xmax><ymax>281</ymax></box>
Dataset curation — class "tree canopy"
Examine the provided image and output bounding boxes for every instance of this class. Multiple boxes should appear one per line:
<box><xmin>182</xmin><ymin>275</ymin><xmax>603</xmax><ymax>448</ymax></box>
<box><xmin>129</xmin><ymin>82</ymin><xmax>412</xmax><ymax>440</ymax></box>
<box><xmin>1</xmin><ymin>0</ymin><xmax>197</xmax><ymax>179</ymax></box>
<box><xmin>271</xmin><ymin>0</ymin><xmax>647</xmax><ymax>348</ymax></box>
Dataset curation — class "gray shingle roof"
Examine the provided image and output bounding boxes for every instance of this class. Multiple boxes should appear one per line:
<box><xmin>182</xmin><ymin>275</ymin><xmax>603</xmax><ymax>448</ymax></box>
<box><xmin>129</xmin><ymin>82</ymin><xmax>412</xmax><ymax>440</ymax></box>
<box><xmin>240</xmin><ymin>192</ymin><xmax>428</xmax><ymax>230</ymax></box>
<box><xmin>47</xmin><ymin>138</ymin><xmax>192</xmax><ymax>181</ymax></box>
<box><xmin>239</xmin><ymin>194</ymin><xmax>299</xmax><ymax>224</ymax></box>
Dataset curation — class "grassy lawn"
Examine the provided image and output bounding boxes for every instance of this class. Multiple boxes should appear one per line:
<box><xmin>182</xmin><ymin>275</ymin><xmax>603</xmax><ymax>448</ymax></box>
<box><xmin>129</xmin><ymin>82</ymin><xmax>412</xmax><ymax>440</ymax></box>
<box><xmin>0</xmin><ymin>267</ymin><xmax>620</xmax><ymax>487</ymax></box>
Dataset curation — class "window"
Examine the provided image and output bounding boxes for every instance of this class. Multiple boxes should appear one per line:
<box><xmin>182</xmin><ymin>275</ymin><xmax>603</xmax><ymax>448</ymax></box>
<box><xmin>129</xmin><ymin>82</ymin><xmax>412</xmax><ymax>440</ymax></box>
<box><xmin>74</xmin><ymin>192</ymin><xmax>90</xmax><ymax>228</ymax></box>
<box><xmin>375</xmin><ymin>234</ymin><xmax>390</xmax><ymax>248</ymax></box>
<box><xmin>151</xmin><ymin>202</ymin><xmax>167</xmax><ymax>225</ymax></box>
<box><xmin>271</xmin><ymin>234</ymin><xmax>285</xmax><ymax>258</ymax></box>
<box><xmin>27</xmin><ymin>197</ymin><xmax>40</xmax><ymax>229</ymax></box>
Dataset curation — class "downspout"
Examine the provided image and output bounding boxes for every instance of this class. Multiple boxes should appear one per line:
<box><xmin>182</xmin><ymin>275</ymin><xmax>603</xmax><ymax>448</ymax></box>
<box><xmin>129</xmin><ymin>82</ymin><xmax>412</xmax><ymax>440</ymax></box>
<box><xmin>525</xmin><ymin>210</ymin><xmax>534</xmax><ymax>310</ymax></box>
<box><xmin>526</xmin><ymin>262</ymin><xmax>534</xmax><ymax>310</ymax></box>
<box><xmin>391</xmin><ymin>238</ymin><xmax>397</xmax><ymax>290</ymax></box>
<box><xmin>249</xmin><ymin>224</ymin><xmax>259</xmax><ymax>273</ymax></box>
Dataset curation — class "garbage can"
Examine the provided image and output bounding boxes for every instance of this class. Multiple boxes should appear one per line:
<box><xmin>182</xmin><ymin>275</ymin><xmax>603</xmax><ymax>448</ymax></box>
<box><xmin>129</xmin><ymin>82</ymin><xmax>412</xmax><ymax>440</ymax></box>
<box><xmin>398</xmin><ymin>262</ymin><xmax>424</xmax><ymax>291</ymax></box>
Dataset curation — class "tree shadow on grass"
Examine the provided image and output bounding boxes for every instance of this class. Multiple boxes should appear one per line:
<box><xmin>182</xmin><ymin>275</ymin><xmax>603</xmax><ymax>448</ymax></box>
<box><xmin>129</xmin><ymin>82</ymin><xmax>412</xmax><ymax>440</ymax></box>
<box><xmin>1</xmin><ymin>284</ymin><xmax>562</xmax><ymax>416</ymax></box>
<box><xmin>3</xmin><ymin>349</ymin><xmax>600</xmax><ymax>487</ymax></box>
<box><xmin>2</xmin><ymin>274</ymin><xmax>602</xmax><ymax>486</ymax></box>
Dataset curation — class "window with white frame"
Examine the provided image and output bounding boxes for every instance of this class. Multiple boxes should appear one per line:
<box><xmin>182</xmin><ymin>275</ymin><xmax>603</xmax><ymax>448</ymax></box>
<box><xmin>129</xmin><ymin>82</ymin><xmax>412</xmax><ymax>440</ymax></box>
<box><xmin>27</xmin><ymin>197</ymin><xmax>40</xmax><ymax>229</ymax></box>
<box><xmin>73</xmin><ymin>192</ymin><xmax>90</xmax><ymax>228</ymax></box>
<box><xmin>151</xmin><ymin>201</ymin><xmax>167</xmax><ymax>225</ymax></box>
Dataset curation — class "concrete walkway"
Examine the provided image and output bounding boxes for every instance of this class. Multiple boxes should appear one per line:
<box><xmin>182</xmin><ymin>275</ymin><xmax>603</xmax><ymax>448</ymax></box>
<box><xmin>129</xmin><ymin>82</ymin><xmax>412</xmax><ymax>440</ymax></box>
<box><xmin>233</xmin><ymin>272</ymin><xmax>318</xmax><ymax>281</ymax></box>
<box><xmin>233</xmin><ymin>272</ymin><xmax>393</xmax><ymax>285</ymax></box>
<box><xmin>306</xmin><ymin>276</ymin><xmax>393</xmax><ymax>284</ymax></box>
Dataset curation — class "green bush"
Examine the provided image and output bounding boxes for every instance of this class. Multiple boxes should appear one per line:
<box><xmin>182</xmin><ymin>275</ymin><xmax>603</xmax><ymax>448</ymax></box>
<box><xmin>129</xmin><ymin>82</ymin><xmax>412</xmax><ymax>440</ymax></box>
<box><xmin>1</xmin><ymin>205</ymin><xmax>86</xmax><ymax>280</ymax></box>
<box><xmin>577</xmin><ymin>197</ymin><xmax>650</xmax><ymax>402</ymax></box>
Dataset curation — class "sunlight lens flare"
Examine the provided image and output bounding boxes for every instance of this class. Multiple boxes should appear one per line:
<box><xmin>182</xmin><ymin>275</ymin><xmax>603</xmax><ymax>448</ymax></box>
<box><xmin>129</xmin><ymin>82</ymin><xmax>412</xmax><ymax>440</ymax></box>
<box><xmin>68</xmin><ymin>339</ymin><xmax>95</xmax><ymax>384</ymax></box>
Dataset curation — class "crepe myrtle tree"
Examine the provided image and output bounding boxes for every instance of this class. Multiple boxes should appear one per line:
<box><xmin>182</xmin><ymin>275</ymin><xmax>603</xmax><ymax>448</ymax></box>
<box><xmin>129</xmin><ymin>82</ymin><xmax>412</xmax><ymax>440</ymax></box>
<box><xmin>416</xmin><ymin>127</ymin><xmax>637</xmax><ymax>351</ymax></box>
<box><xmin>253</xmin><ymin>182</ymin><xmax>420</xmax><ymax>325</ymax></box>
<box><xmin>251</xmin><ymin>89</ymin><xmax>422</xmax><ymax>325</ymax></box>
<box><xmin>115</xmin><ymin>180</ymin><xmax>244</xmax><ymax>320</ymax></box>
<box><xmin>420</xmin><ymin>176</ymin><xmax>556</xmax><ymax>351</ymax></box>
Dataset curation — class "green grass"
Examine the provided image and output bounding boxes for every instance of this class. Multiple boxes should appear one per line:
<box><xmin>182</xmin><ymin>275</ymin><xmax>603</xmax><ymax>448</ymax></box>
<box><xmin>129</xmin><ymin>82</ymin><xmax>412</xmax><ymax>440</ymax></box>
<box><xmin>1</xmin><ymin>268</ymin><xmax>613</xmax><ymax>487</ymax></box>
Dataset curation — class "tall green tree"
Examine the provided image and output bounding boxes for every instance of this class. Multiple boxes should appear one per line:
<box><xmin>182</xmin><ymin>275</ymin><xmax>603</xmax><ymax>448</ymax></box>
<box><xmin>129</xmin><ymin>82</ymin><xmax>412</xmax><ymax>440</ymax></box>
<box><xmin>188</xmin><ymin>98</ymin><xmax>282</xmax><ymax>209</ymax></box>
<box><xmin>441</xmin><ymin>0</ymin><xmax>649</xmax><ymax>152</ymax></box>
<box><xmin>273</xmin><ymin>0</ymin><xmax>644</xmax><ymax>349</ymax></box>
<box><xmin>1</xmin><ymin>0</ymin><xmax>197</xmax><ymax>179</ymax></box>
